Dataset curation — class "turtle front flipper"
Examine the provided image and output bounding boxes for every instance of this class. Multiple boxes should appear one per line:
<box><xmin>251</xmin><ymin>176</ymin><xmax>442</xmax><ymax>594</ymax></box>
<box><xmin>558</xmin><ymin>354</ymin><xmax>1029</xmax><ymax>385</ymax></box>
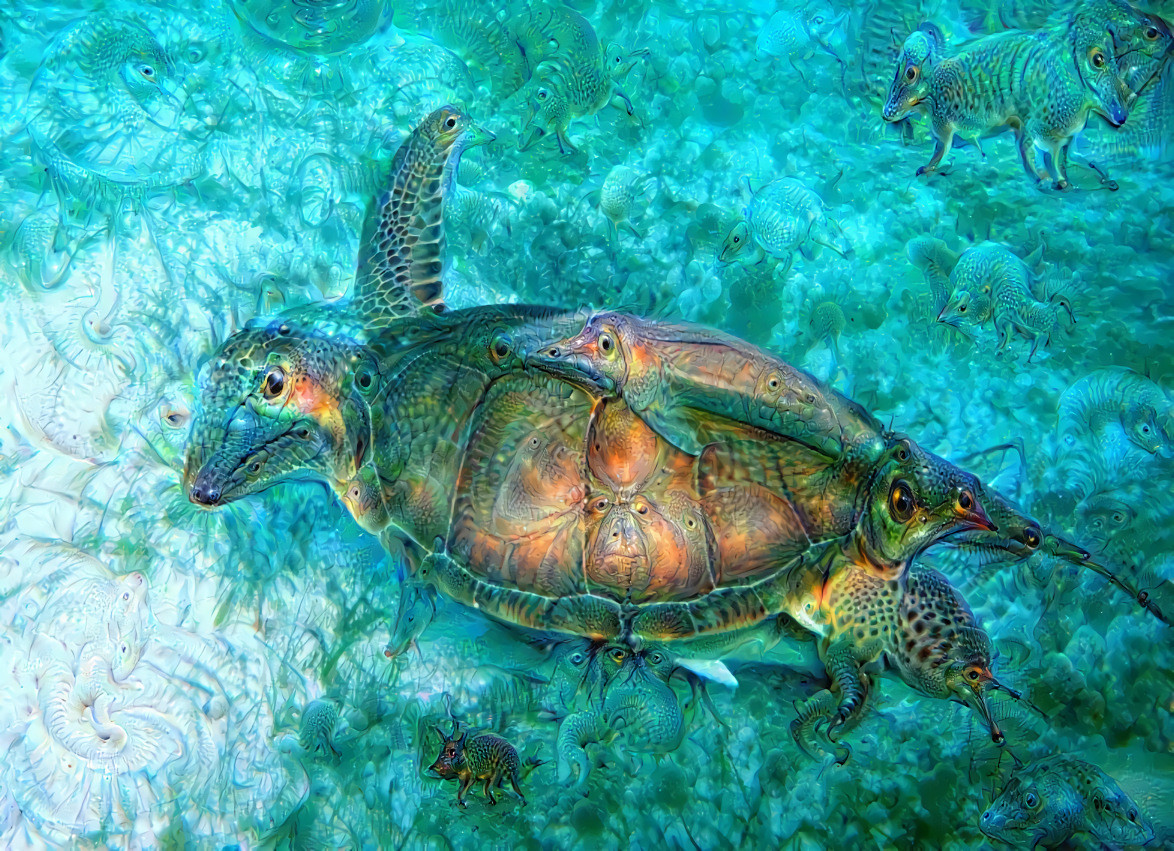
<box><xmin>790</xmin><ymin>688</ymin><xmax>852</xmax><ymax>764</ymax></box>
<box><xmin>351</xmin><ymin>106</ymin><xmax>494</xmax><ymax>323</ymax></box>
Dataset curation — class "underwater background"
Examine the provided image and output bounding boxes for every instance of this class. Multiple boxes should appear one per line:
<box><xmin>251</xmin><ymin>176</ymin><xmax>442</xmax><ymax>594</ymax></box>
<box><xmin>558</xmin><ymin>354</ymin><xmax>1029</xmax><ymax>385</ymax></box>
<box><xmin>1</xmin><ymin>0</ymin><xmax>1173</xmax><ymax>847</ymax></box>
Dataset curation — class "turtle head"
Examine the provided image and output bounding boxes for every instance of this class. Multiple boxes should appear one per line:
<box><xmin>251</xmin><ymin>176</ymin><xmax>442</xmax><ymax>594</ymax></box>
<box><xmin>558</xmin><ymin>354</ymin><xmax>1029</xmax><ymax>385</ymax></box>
<box><xmin>529</xmin><ymin>312</ymin><xmax>632</xmax><ymax>396</ymax></box>
<box><xmin>183</xmin><ymin>322</ymin><xmax>374</xmax><ymax>508</ymax></box>
<box><xmin>420</xmin><ymin>104</ymin><xmax>494</xmax><ymax>156</ymax></box>
<box><xmin>1122</xmin><ymin>403</ymin><xmax>1163</xmax><ymax>453</ymax></box>
<box><xmin>940</xmin><ymin>627</ymin><xmax>1005</xmax><ymax>745</ymax></box>
<box><xmin>860</xmin><ymin>439</ymin><xmax>995</xmax><ymax>567</ymax></box>
<box><xmin>954</xmin><ymin>484</ymin><xmax>1045</xmax><ymax>561</ymax></box>
<box><xmin>719</xmin><ymin>221</ymin><xmax>751</xmax><ymax>263</ymax></box>
<box><xmin>883</xmin><ymin>27</ymin><xmax>938</xmax><ymax>122</ymax></box>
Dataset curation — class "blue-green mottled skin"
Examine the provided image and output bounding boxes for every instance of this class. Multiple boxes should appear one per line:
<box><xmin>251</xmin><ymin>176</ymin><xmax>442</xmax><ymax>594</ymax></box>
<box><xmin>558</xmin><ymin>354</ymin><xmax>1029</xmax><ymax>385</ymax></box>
<box><xmin>934</xmin><ymin>242</ymin><xmax>1073</xmax><ymax>361</ymax></box>
<box><xmin>981</xmin><ymin>754</ymin><xmax>1156</xmax><ymax>848</ymax></box>
<box><xmin>883</xmin><ymin>23</ymin><xmax>1131</xmax><ymax>187</ymax></box>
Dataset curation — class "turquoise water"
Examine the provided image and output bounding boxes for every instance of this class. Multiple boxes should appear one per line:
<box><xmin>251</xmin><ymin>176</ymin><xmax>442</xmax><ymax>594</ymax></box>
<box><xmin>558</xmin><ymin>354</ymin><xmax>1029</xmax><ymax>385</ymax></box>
<box><xmin>1</xmin><ymin>0</ymin><xmax>1172</xmax><ymax>847</ymax></box>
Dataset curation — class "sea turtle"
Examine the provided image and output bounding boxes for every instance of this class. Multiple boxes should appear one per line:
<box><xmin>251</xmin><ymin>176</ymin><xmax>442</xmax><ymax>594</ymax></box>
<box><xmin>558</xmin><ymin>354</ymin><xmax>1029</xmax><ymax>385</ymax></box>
<box><xmin>719</xmin><ymin>177</ymin><xmax>852</xmax><ymax>277</ymax></box>
<box><xmin>183</xmin><ymin>105</ymin><xmax>1143</xmax><ymax>768</ymax></box>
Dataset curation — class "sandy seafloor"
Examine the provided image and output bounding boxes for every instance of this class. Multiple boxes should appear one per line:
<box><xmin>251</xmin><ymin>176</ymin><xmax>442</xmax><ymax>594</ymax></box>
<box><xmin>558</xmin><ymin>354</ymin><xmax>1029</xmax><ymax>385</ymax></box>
<box><xmin>0</xmin><ymin>0</ymin><xmax>1172</xmax><ymax>847</ymax></box>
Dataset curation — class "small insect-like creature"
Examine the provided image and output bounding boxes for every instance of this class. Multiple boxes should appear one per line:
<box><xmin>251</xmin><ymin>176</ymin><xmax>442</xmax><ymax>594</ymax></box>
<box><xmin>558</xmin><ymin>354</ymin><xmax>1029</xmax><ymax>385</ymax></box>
<box><xmin>427</xmin><ymin>720</ymin><xmax>527</xmax><ymax>808</ymax></box>
<box><xmin>598</xmin><ymin>165</ymin><xmax>653</xmax><ymax>246</ymax></box>
<box><xmin>924</xmin><ymin>241</ymin><xmax>1073</xmax><ymax>362</ymax></box>
<box><xmin>755</xmin><ymin>5</ymin><xmax>848</xmax><ymax>89</ymax></box>
<box><xmin>981</xmin><ymin>754</ymin><xmax>1156</xmax><ymax>848</ymax></box>
<box><xmin>720</xmin><ymin>178</ymin><xmax>852</xmax><ymax>279</ymax></box>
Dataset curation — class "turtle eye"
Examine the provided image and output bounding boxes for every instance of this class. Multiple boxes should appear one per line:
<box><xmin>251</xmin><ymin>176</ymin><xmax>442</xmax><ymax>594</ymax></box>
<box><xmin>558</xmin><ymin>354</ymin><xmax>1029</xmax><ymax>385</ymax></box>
<box><xmin>890</xmin><ymin>482</ymin><xmax>915</xmax><ymax>522</ymax></box>
<box><xmin>1091</xmin><ymin>50</ymin><xmax>1106</xmax><ymax>68</ymax></box>
<box><xmin>610</xmin><ymin>648</ymin><xmax>626</xmax><ymax>661</ymax></box>
<box><xmin>1145</xmin><ymin>26</ymin><xmax>1160</xmax><ymax>40</ymax></box>
<box><xmin>598</xmin><ymin>333</ymin><xmax>615</xmax><ymax>354</ymax></box>
<box><xmin>356</xmin><ymin>370</ymin><xmax>375</xmax><ymax>392</ymax></box>
<box><xmin>537</xmin><ymin>88</ymin><xmax>549</xmax><ymax>100</ymax></box>
<box><xmin>966</xmin><ymin>668</ymin><xmax>980</xmax><ymax>681</ymax></box>
<box><xmin>1024</xmin><ymin>792</ymin><xmax>1039</xmax><ymax>809</ymax></box>
<box><xmin>895</xmin><ymin>444</ymin><xmax>911</xmax><ymax>462</ymax></box>
<box><xmin>490</xmin><ymin>334</ymin><xmax>512</xmax><ymax>362</ymax></box>
<box><xmin>957</xmin><ymin>491</ymin><xmax>974</xmax><ymax>512</ymax></box>
<box><xmin>444</xmin><ymin>115</ymin><xmax>458</xmax><ymax>129</ymax></box>
<box><xmin>138</xmin><ymin>63</ymin><xmax>156</xmax><ymax>80</ymax></box>
<box><xmin>732</xmin><ymin>235</ymin><xmax>741</xmax><ymax>243</ymax></box>
<box><xmin>262</xmin><ymin>367</ymin><xmax>286</xmax><ymax>398</ymax></box>
<box><xmin>570</xmin><ymin>652</ymin><xmax>585</xmax><ymax>665</ymax></box>
<box><xmin>649</xmin><ymin>652</ymin><xmax>663</xmax><ymax>664</ymax></box>
<box><xmin>1023</xmin><ymin>527</ymin><xmax>1041</xmax><ymax>549</ymax></box>
<box><xmin>905</xmin><ymin>65</ymin><xmax>918</xmax><ymax>82</ymax></box>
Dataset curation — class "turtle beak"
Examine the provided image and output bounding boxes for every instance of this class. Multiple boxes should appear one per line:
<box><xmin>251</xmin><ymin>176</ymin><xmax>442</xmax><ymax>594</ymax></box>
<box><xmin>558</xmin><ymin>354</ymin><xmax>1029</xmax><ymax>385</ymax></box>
<box><xmin>525</xmin><ymin>347</ymin><xmax>616</xmax><ymax>394</ymax></box>
<box><xmin>466</xmin><ymin>123</ymin><xmax>495</xmax><ymax>148</ymax></box>
<box><xmin>961</xmin><ymin>500</ymin><xmax>997</xmax><ymax>533</ymax></box>
<box><xmin>967</xmin><ymin>687</ymin><xmax>1004</xmax><ymax>745</ymax></box>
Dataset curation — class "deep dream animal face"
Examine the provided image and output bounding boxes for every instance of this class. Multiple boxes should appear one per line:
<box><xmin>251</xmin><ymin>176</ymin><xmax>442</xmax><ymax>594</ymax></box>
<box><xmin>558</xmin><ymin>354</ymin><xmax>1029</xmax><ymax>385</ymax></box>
<box><xmin>859</xmin><ymin>440</ymin><xmax>995</xmax><ymax>567</ymax></box>
<box><xmin>981</xmin><ymin>755</ymin><xmax>1155</xmax><ymax>848</ymax></box>
<box><xmin>183</xmin><ymin>322</ymin><xmax>374</xmax><ymax>506</ymax></box>
<box><xmin>1071</xmin><ymin>25</ymin><xmax>1131</xmax><ymax>127</ymax></box>
<box><xmin>528</xmin><ymin>311</ymin><xmax>634</xmax><ymax>396</ymax></box>
<box><xmin>883</xmin><ymin>30</ymin><xmax>935</xmax><ymax>123</ymax></box>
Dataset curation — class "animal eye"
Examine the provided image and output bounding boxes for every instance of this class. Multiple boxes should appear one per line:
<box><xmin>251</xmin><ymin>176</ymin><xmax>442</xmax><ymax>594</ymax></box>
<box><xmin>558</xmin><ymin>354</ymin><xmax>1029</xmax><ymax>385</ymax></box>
<box><xmin>733</xmin><ymin>235</ymin><xmax>741</xmax><ymax>243</ymax></box>
<box><xmin>967</xmin><ymin>669</ymin><xmax>980</xmax><ymax>681</ymax></box>
<box><xmin>957</xmin><ymin>491</ymin><xmax>974</xmax><ymax>511</ymax></box>
<box><xmin>296</xmin><ymin>427</ymin><xmax>311</xmax><ymax>439</ymax></box>
<box><xmin>1145</xmin><ymin>27</ymin><xmax>1159</xmax><ymax>39</ymax></box>
<box><xmin>262</xmin><ymin>367</ymin><xmax>286</xmax><ymax>398</ymax></box>
<box><xmin>1025</xmin><ymin>792</ymin><xmax>1039</xmax><ymax>808</ymax></box>
<box><xmin>1091</xmin><ymin>51</ymin><xmax>1106</xmax><ymax>68</ymax></box>
<box><xmin>959</xmin><ymin>304</ymin><xmax>967</xmax><ymax>312</ymax></box>
<box><xmin>905</xmin><ymin>66</ymin><xmax>918</xmax><ymax>82</ymax></box>
<box><xmin>444</xmin><ymin>116</ymin><xmax>457</xmax><ymax>129</ymax></box>
<box><xmin>814</xmin><ymin>16</ymin><xmax>824</xmax><ymax>24</ymax></box>
<box><xmin>570</xmin><ymin>652</ymin><xmax>584</xmax><ymax>664</ymax></box>
<box><xmin>650</xmin><ymin>652</ymin><xmax>663</xmax><ymax>664</ymax></box>
<box><xmin>490</xmin><ymin>334</ymin><xmax>512</xmax><ymax>361</ymax></box>
<box><xmin>1024</xmin><ymin>527</ymin><xmax>1041</xmax><ymax>549</ymax></box>
<box><xmin>248</xmin><ymin>460</ymin><xmax>262</xmax><ymax>474</ymax></box>
<box><xmin>139</xmin><ymin>64</ymin><xmax>156</xmax><ymax>79</ymax></box>
<box><xmin>593</xmin><ymin>497</ymin><xmax>609</xmax><ymax>512</ymax></box>
<box><xmin>122</xmin><ymin>592</ymin><xmax>130</xmax><ymax>601</ymax></box>
<box><xmin>538</xmin><ymin>89</ymin><xmax>549</xmax><ymax>100</ymax></box>
<box><xmin>357</xmin><ymin>370</ymin><xmax>374</xmax><ymax>391</ymax></box>
<box><xmin>598</xmin><ymin>333</ymin><xmax>614</xmax><ymax>353</ymax></box>
<box><xmin>611</xmin><ymin>648</ymin><xmax>625</xmax><ymax>661</ymax></box>
<box><xmin>890</xmin><ymin>482</ymin><xmax>915</xmax><ymax>522</ymax></box>
<box><xmin>896</xmin><ymin>445</ymin><xmax>911</xmax><ymax>462</ymax></box>
<box><xmin>528</xmin><ymin>436</ymin><xmax>541</xmax><ymax>449</ymax></box>
<box><xmin>634</xmin><ymin>501</ymin><xmax>649</xmax><ymax>515</ymax></box>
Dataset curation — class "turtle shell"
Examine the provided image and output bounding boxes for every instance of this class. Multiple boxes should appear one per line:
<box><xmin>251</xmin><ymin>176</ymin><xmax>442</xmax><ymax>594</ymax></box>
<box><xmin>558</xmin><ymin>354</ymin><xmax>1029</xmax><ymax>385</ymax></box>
<box><xmin>358</xmin><ymin>307</ymin><xmax>997</xmax><ymax>644</ymax></box>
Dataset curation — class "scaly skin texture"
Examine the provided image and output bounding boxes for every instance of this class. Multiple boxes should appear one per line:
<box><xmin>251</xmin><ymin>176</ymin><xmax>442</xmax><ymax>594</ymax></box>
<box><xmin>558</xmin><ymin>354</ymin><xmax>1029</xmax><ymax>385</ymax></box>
<box><xmin>352</xmin><ymin>107</ymin><xmax>494</xmax><ymax>322</ymax></box>
<box><xmin>932</xmin><ymin>242</ymin><xmax>1073</xmax><ymax>361</ymax></box>
<box><xmin>428</xmin><ymin>724</ymin><xmax>526</xmax><ymax>808</ymax></box>
<box><xmin>791</xmin><ymin>561</ymin><xmax>1008</xmax><ymax>759</ymax></box>
<box><xmin>883</xmin><ymin>23</ymin><xmax>1131</xmax><ymax>188</ymax></box>
<box><xmin>981</xmin><ymin>754</ymin><xmax>1156</xmax><ymax>848</ymax></box>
